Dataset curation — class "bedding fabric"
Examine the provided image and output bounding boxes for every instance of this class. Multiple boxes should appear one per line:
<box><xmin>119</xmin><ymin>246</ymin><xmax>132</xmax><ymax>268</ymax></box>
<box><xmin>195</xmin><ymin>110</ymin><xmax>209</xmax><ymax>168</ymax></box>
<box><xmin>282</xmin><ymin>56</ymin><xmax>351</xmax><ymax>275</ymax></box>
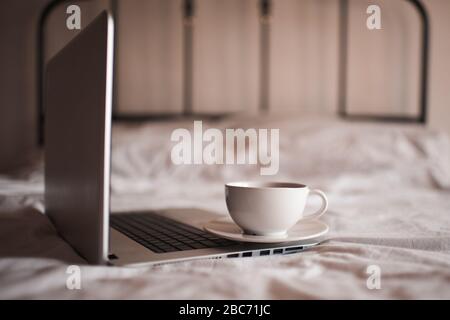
<box><xmin>1</xmin><ymin>114</ymin><xmax>450</xmax><ymax>299</ymax></box>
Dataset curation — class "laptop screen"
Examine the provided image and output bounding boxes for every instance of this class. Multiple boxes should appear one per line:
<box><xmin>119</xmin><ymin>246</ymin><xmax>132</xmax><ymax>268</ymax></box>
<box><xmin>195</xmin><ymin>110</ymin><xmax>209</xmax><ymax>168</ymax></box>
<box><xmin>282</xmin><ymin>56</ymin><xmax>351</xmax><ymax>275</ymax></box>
<box><xmin>44</xmin><ymin>11</ymin><xmax>114</xmax><ymax>264</ymax></box>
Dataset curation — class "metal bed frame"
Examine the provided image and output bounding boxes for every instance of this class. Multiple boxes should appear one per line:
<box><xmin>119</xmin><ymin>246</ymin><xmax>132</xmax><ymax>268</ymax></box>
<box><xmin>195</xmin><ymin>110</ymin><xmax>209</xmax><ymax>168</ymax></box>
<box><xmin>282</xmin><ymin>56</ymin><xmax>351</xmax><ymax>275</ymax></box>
<box><xmin>338</xmin><ymin>0</ymin><xmax>429</xmax><ymax>124</ymax></box>
<box><xmin>37</xmin><ymin>0</ymin><xmax>430</xmax><ymax>145</ymax></box>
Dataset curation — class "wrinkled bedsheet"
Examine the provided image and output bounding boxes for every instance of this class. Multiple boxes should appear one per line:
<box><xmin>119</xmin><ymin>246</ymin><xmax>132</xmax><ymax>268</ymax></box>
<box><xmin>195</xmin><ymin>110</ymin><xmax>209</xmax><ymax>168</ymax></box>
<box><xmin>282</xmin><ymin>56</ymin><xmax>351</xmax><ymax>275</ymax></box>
<box><xmin>1</xmin><ymin>113</ymin><xmax>450</xmax><ymax>299</ymax></box>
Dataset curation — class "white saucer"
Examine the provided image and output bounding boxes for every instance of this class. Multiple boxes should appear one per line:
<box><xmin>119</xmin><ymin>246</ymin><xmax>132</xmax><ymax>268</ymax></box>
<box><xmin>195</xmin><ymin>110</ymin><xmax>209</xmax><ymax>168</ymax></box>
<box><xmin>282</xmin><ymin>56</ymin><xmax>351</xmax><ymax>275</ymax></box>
<box><xmin>203</xmin><ymin>217</ymin><xmax>329</xmax><ymax>243</ymax></box>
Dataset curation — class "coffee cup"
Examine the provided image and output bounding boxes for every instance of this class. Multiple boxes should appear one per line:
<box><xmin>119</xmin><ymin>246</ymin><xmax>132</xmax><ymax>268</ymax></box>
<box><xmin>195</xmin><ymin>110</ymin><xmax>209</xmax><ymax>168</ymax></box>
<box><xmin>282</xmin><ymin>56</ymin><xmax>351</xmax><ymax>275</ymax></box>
<box><xmin>225</xmin><ymin>182</ymin><xmax>328</xmax><ymax>237</ymax></box>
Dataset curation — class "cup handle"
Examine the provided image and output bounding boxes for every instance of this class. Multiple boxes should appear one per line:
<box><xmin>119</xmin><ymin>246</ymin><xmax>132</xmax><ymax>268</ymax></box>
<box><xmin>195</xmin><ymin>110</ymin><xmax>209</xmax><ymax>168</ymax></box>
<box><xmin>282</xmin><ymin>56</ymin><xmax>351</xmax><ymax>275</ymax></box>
<box><xmin>303</xmin><ymin>189</ymin><xmax>328</xmax><ymax>220</ymax></box>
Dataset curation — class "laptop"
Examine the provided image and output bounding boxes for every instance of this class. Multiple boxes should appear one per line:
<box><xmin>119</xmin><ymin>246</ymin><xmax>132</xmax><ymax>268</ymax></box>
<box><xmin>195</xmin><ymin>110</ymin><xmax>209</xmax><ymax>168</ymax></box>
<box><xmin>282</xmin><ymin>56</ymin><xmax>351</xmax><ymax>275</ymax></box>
<box><xmin>44</xmin><ymin>11</ymin><xmax>319</xmax><ymax>266</ymax></box>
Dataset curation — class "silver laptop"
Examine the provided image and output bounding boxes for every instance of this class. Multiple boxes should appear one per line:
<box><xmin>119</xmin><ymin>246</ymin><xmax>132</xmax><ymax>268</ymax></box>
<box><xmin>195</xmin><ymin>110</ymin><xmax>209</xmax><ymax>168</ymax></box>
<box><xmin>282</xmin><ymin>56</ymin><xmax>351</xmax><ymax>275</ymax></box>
<box><xmin>44</xmin><ymin>11</ymin><xmax>319</xmax><ymax>266</ymax></box>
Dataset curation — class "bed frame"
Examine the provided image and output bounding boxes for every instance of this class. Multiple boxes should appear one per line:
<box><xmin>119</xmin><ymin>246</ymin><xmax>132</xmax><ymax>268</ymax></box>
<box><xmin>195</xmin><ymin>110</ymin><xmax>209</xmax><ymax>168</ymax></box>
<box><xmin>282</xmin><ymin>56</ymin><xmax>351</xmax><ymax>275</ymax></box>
<box><xmin>37</xmin><ymin>0</ymin><xmax>430</xmax><ymax>145</ymax></box>
<box><xmin>338</xmin><ymin>0</ymin><xmax>429</xmax><ymax>124</ymax></box>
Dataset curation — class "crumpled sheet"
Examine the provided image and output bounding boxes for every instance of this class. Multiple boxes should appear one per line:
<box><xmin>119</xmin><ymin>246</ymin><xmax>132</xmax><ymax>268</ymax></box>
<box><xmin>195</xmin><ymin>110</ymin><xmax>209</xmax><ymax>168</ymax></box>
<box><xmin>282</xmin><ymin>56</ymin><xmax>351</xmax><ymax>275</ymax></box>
<box><xmin>1</xmin><ymin>113</ymin><xmax>450</xmax><ymax>299</ymax></box>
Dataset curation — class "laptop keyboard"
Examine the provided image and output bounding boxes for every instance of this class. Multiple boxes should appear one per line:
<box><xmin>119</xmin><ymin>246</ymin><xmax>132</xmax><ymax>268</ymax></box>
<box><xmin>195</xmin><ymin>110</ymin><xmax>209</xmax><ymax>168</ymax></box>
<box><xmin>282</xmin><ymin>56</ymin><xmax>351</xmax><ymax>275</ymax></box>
<box><xmin>110</xmin><ymin>212</ymin><xmax>235</xmax><ymax>253</ymax></box>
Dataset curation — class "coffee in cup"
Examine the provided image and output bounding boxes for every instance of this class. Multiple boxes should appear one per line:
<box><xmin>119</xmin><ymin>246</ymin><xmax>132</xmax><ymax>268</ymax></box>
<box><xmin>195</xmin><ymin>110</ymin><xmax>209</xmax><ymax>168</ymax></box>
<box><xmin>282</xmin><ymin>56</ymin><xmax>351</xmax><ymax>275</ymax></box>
<box><xmin>225</xmin><ymin>182</ymin><xmax>328</xmax><ymax>237</ymax></box>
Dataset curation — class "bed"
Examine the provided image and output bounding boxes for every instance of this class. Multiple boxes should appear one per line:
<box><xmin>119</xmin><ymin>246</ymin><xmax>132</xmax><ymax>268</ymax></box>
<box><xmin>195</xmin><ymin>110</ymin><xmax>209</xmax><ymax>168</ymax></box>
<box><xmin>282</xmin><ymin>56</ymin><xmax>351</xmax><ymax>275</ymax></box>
<box><xmin>2</xmin><ymin>0</ymin><xmax>448</xmax><ymax>300</ymax></box>
<box><xmin>1</xmin><ymin>113</ymin><xmax>449</xmax><ymax>299</ymax></box>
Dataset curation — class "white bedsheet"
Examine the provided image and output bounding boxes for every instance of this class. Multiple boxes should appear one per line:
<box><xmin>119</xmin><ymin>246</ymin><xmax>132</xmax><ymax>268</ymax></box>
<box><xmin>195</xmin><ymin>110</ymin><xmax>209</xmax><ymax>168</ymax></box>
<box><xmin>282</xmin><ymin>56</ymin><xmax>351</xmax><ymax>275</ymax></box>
<box><xmin>1</xmin><ymin>114</ymin><xmax>450</xmax><ymax>299</ymax></box>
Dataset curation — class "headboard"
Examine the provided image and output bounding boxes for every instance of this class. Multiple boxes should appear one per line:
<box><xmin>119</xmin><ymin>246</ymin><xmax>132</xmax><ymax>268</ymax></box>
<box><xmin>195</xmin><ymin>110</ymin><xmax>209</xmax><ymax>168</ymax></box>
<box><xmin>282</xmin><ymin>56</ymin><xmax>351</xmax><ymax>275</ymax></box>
<box><xmin>37</xmin><ymin>0</ymin><xmax>430</xmax><ymax>145</ymax></box>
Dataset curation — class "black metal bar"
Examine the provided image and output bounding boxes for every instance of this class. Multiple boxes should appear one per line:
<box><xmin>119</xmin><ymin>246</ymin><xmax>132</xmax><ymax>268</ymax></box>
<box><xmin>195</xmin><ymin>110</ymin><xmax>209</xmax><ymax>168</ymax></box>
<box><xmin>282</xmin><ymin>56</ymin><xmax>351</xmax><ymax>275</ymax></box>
<box><xmin>259</xmin><ymin>0</ymin><xmax>271</xmax><ymax>113</ymax></box>
<box><xmin>112</xmin><ymin>112</ymin><xmax>230</xmax><ymax>123</ymax></box>
<box><xmin>407</xmin><ymin>0</ymin><xmax>429</xmax><ymax>124</ymax></box>
<box><xmin>111</xmin><ymin>0</ymin><xmax>119</xmax><ymax>115</ymax></box>
<box><xmin>183</xmin><ymin>0</ymin><xmax>195</xmax><ymax>116</ymax></box>
<box><xmin>338</xmin><ymin>0</ymin><xmax>349</xmax><ymax>118</ymax></box>
<box><xmin>339</xmin><ymin>0</ymin><xmax>430</xmax><ymax>124</ymax></box>
<box><xmin>339</xmin><ymin>114</ymin><xmax>426</xmax><ymax>124</ymax></box>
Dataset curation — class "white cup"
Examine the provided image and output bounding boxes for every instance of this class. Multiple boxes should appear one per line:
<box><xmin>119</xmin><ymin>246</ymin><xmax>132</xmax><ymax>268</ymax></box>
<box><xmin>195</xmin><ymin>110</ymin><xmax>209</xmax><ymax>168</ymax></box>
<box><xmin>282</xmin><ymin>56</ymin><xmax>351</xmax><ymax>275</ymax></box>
<box><xmin>225</xmin><ymin>182</ymin><xmax>328</xmax><ymax>237</ymax></box>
